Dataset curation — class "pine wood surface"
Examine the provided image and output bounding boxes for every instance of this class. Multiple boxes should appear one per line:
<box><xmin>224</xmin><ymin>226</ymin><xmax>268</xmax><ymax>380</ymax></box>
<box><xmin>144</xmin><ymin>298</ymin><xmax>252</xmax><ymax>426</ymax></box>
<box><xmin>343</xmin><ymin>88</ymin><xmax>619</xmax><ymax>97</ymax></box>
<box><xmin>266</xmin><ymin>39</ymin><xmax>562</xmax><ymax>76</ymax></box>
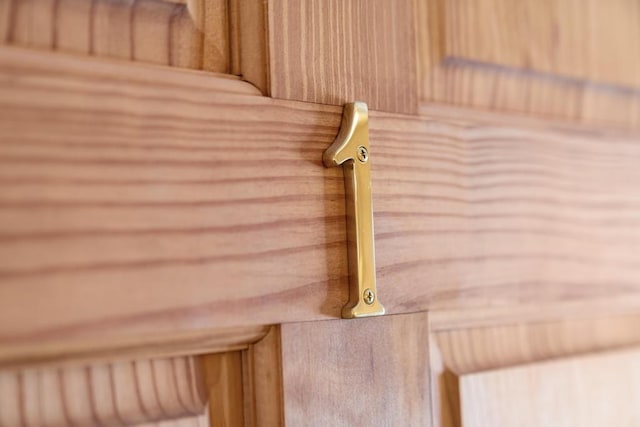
<box><xmin>445</xmin><ymin>0</ymin><xmax>640</xmax><ymax>88</ymax></box>
<box><xmin>456</xmin><ymin>347</ymin><xmax>640</xmax><ymax>427</ymax></box>
<box><xmin>2</xmin><ymin>47</ymin><xmax>640</xmax><ymax>362</ymax></box>
<box><xmin>0</xmin><ymin>355</ymin><xmax>207</xmax><ymax>427</ymax></box>
<box><xmin>267</xmin><ymin>0</ymin><xmax>418</xmax><ymax>114</ymax></box>
<box><xmin>279</xmin><ymin>312</ymin><xmax>431</xmax><ymax>426</ymax></box>
<box><xmin>242</xmin><ymin>327</ymin><xmax>283</xmax><ymax>427</ymax></box>
<box><xmin>418</xmin><ymin>0</ymin><xmax>640</xmax><ymax>129</ymax></box>
<box><xmin>431</xmin><ymin>314</ymin><xmax>640</xmax><ymax>427</ymax></box>
<box><xmin>201</xmin><ymin>352</ymin><xmax>244</xmax><ymax>427</ymax></box>
<box><xmin>0</xmin><ymin>0</ymin><xmax>230</xmax><ymax>72</ymax></box>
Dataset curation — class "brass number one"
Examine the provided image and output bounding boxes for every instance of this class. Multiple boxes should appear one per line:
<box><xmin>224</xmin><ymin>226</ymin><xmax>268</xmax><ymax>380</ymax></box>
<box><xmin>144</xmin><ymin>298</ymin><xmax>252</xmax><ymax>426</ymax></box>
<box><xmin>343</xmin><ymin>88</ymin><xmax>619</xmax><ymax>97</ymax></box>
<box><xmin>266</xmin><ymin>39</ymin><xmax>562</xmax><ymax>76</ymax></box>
<box><xmin>324</xmin><ymin>102</ymin><xmax>385</xmax><ymax>318</ymax></box>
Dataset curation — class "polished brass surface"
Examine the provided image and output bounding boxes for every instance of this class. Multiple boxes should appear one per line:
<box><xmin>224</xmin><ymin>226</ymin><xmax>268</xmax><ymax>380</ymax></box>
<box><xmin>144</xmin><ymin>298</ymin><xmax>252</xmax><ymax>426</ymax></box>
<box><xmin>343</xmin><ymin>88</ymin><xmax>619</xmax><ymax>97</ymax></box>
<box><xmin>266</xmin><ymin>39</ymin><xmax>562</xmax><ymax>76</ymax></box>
<box><xmin>323</xmin><ymin>102</ymin><xmax>385</xmax><ymax>318</ymax></box>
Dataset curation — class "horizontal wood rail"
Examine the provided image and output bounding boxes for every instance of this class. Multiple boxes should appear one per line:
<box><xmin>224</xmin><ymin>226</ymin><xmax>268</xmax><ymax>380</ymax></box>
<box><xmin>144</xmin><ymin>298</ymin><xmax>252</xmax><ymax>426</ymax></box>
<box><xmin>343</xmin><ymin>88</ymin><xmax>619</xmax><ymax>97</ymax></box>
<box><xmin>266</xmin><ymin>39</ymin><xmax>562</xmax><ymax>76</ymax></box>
<box><xmin>2</xmin><ymin>46</ymin><xmax>640</xmax><ymax>366</ymax></box>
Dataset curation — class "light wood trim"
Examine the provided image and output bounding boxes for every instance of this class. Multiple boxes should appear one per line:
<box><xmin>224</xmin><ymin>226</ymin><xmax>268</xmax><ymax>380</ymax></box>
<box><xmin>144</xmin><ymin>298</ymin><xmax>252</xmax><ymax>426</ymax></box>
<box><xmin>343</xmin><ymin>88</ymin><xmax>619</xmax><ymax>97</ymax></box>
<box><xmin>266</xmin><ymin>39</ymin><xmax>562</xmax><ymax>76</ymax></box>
<box><xmin>0</xmin><ymin>355</ymin><xmax>207</xmax><ymax>427</ymax></box>
<box><xmin>231</xmin><ymin>0</ymin><xmax>269</xmax><ymax>94</ymax></box>
<box><xmin>3</xmin><ymin>46</ymin><xmax>640</xmax><ymax>362</ymax></box>
<box><xmin>202</xmin><ymin>352</ymin><xmax>244</xmax><ymax>427</ymax></box>
<box><xmin>242</xmin><ymin>327</ymin><xmax>283</xmax><ymax>427</ymax></box>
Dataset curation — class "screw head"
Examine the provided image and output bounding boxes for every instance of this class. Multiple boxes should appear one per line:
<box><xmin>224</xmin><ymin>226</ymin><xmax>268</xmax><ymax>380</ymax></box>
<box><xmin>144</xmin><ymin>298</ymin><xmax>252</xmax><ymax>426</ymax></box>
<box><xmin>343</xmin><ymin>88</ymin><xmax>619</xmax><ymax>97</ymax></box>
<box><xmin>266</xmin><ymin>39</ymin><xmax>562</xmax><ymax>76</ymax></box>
<box><xmin>356</xmin><ymin>146</ymin><xmax>369</xmax><ymax>163</ymax></box>
<box><xmin>363</xmin><ymin>288</ymin><xmax>375</xmax><ymax>305</ymax></box>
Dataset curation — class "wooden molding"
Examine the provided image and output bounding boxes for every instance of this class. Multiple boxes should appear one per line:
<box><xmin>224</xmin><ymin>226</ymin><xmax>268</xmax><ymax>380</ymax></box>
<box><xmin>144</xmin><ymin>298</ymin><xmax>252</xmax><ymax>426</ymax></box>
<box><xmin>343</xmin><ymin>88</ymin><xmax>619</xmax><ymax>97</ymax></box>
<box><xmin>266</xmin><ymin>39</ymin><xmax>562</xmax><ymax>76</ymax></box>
<box><xmin>0</xmin><ymin>355</ymin><xmax>207</xmax><ymax>427</ymax></box>
<box><xmin>417</xmin><ymin>0</ymin><xmax>640</xmax><ymax>129</ymax></box>
<box><xmin>0</xmin><ymin>0</ymin><xmax>231</xmax><ymax>73</ymax></box>
<box><xmin>430</xmin><ymin>314</ymin><xmax>640</xmax><ymax>426</ymax></box>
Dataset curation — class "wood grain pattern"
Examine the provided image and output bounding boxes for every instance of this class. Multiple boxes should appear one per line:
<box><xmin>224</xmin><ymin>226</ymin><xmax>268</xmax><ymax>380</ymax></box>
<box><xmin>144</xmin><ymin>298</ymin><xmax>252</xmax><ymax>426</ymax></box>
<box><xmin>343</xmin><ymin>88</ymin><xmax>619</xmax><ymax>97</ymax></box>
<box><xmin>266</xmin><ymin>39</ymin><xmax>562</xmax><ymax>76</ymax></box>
<box><xmin>1</xmin><ymin>323</ymin><xmax>268</xmax><ymax>370</ymax></box>
<box><xmin>230</xmin><ymin>0</ymin><xmax>269</xmax><ymax>94</ymax></box>
<box><xmin>202</xmin><ymin>352</ymin><xmax>244</xmax><ymax>427</ymax></box>
<box><xmin>3</xmin><ymin>47</ymin><xmax>640</xmax><ymax>361</ymax></box>
<box><xmin>0</xmin><ymin>355</ymin><xmax>207</xmax><ymax>427</ymax></box>
<box><xmin>0</xmin><ymin>0</ymin><xmax>230</xmax><ymax>72</ymax></box>
<box><xmin>268</xmin><ymin>0</ymin><xmax>418</xmax><ymax>114</ymax></box>
<box><xmin>418</xmin><ymin>0</ymin><xmax>640</xmax><ymax>129</ymax></box>
<box><xmin>242</xmin><ymin>327</ymin><xmax>283</xmax><ymax>427</ymax></box>
<box><xmin>430</xmin><ymin>314</ymin><xmax>640</xmax><ymax>426</ymax></box>
<box><xmin>280</xmin><ymin>312</ymin><xmax>431</xmax><ymax>426</ymax></box>
<box><xmin>456</xmin><ymin>347</ymin><xmax>640</xmax><ymax>427</ymax></box>
<box><xmin>433</xmin><ymin>313</ymin><xmax>640</xmax><ymax>375</ymax></box>
<box><xmin>446</xmin><ymin>0</ymin><xmax>640</xmax><ymax>87</ymax></box>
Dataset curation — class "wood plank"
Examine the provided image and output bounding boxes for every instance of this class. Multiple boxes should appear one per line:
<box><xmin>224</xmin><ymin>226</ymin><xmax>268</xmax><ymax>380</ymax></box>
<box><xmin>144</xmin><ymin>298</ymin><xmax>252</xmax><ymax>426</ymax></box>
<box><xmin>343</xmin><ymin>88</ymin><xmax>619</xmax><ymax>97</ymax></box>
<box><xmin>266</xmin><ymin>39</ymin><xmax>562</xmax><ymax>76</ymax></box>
<box><xmin>430</xmin><ymin>314</ymin><xmax>640</xmax><ymax>426</ymax></box>
<box><xmin>0</xmin><ymin>355</ymin><xmax>207</xmax><ymax>427</ymax></box>
<box><xmin>417</xmin><ymin>0</ymin><xmax>640</xmax><ymax>129</ymax></box>
<box><xmin>0</xmin><ymin>0</ymin><xmax>229</xmax><ymax>72</ymax></box>
<box><xmin>445</xmin><ymin>0</ymin><xmax>640</xmax><ymax>88</ymax></box>
<box><xmin>268</xmin><ymin>0</ymin><xmax>418</xmax><ymax>114</ymax></box>
<box><xmin>455</xmin><ymin>347</ymin><xmax>640</xmax><ymax>427</ymax></box>
<box><xmin>3</xmin><ymin>47</ymin><xmax>640</xmax><ymax>361</ymax></box>
<box><xmin>433</xmin><ymin>313</ymin><xmax>640</xmax><ymax>375</ymax></box>
<box><xmin>279</xmin><ymin>312</ymin><xmax>431</xmax><ymax>426</ymax></box>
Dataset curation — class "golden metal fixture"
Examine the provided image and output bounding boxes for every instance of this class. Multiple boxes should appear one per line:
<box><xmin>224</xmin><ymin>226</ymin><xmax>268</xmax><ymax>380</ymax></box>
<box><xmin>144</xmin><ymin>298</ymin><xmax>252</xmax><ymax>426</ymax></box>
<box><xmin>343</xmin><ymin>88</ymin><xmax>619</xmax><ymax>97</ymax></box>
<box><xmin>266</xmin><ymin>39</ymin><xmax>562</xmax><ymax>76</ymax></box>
<box><xmin>323</xmin><ymin>102</ymin><xmax>385</xmax><ymax>318</ymax></box>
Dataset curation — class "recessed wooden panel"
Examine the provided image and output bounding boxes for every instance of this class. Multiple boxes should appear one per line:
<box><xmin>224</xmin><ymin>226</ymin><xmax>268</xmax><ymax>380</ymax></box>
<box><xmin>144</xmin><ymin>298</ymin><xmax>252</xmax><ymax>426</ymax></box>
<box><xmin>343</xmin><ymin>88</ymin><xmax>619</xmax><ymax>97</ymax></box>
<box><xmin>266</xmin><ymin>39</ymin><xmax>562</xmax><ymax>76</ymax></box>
<box><xmin>0</xmin><ymin>355</ymin><xmax>207</xmax><ymax>427</ymax></box>
<box><xmin>3</xmin><ymin>48</ymin><xmax>640</xmax><ymax>361</ymax></box>
<box><xmin>433</xmin><ymin>313</ymin><xmax>640</xmax><ymax>375</ymax></box>
<box><xmin>445</xmin><ymin>0</ymin><xmax>640</xmax><ymax>88</ymax></box>
<box><xmin>456</xmin><ymin>347</ymin><xmax>640</xmax><ymax>427</ymax></box>
<box><xmin>268</xmin><ymin>0</ymin><xmax>418</xmax><ymax>114</ymax></box>
<box><xmin>431</xmin><ymin>314</ymin><xmax>640</xmax><ymax>426</ymax></box>
<box><xmin>280</xmin><ymin>312</ymin><xmax>431</xmax><ymax>426</ymax></box>
<box><xmin>0</xmin><ymin>0</ymin><xmax>229</xmax><ymax>72</ymax></box>
<box><xmin>418</xmin><ymin>0</ymin><xmax>640</xmax><ymax>129</ymax></box>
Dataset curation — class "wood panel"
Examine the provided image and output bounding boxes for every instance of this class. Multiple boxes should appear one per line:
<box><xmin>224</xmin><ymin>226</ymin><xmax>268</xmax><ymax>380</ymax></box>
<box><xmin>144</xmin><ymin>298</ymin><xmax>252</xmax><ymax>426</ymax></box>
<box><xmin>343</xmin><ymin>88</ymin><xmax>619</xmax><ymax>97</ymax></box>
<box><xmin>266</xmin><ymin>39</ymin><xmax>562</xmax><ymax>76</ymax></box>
<box><xmin>268</xmin><ymin>0</ymin><xmax>418</xmax><ymax>114</ymax></box>
<box><xmin>0</xmin><ymin>0</ymin><xmax>230</xmax><ymax>72</ymax></box>
<box><xmin>3</xmin><ymin>47</ymin><xmax>640</xmax><ymax>360</ymax></box>
<box><xmin>456</xmin><ymin>347</ymin><xmax>640</xmax><ymax>427</ymax></box>
<box><xmin>446</xmin><ymin>0</ymin><xmax>640</xmax><ymax>87</ymax></box>
<box><xmin>430</xmin><ymin>314</ymin><xmax>640</xmax><ymax>426</ymax></box>
<box><xmin>280</xmin><ymin>312</ymin><xmax>431</xmax><ymax>426</ymax></box>
<box><xmin>0</xmin><ymin>355</ymin><xmax>207</xmax><ymax>427</ymax></box>
<box><xmin>417</xmin><ymin>0</ymin><xmax>640</xmax><ymax>129</ymax></box>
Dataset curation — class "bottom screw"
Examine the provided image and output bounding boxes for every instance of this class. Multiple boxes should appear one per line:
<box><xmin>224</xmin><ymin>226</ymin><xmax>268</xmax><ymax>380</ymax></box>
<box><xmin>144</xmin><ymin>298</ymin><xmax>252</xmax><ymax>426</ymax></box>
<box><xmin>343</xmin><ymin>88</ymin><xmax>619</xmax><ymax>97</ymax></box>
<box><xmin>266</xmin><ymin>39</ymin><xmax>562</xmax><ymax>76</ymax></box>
<box><xmin>363</xmin><ymin>288</ymin><xmax>375</xmax><ymax>305</ymax></box>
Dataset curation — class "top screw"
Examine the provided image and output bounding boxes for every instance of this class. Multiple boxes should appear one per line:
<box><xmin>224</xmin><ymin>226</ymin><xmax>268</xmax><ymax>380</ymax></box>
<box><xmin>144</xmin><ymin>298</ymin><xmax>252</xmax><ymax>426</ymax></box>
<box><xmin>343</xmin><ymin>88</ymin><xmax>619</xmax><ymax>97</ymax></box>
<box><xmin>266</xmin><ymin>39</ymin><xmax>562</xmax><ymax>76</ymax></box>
<box><xmin>356</xmin><ymin>146</ymin><xmax>369</xmax><ymax>163</ymax></box>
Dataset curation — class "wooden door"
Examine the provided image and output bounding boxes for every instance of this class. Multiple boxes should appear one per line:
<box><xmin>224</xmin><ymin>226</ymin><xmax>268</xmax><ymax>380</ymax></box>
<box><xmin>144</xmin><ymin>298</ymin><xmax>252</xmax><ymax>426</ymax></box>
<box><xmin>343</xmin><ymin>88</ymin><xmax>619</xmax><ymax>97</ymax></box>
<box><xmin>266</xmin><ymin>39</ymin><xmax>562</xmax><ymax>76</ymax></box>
<box><xmin>1</xmin><ymin>0</ymin><xmax>640</xmax><ymax>425</ymax></box>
